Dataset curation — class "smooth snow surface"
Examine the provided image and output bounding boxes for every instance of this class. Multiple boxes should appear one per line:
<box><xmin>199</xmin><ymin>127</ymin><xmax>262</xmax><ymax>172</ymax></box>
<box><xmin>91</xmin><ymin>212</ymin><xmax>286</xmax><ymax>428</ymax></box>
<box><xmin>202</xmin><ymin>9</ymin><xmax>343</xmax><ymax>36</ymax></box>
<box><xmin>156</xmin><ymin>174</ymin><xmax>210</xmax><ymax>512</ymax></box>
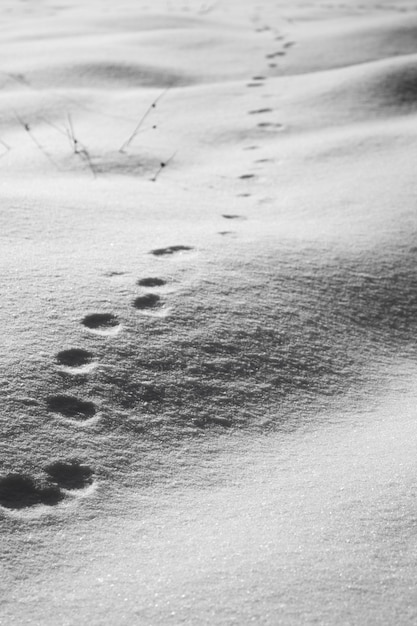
<box><xmin>1</xmin><ymin>0</ymin><xmax>417</xmax><ymax>624</ymax></box>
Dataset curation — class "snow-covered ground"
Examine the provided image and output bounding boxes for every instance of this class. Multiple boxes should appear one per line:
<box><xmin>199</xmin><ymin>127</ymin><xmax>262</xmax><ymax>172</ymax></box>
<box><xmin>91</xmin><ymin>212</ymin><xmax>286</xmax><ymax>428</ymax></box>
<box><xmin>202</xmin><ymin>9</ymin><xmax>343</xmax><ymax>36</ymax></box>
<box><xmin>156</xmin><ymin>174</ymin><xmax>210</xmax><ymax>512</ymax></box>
<box><xmin>1</xmin><ymin>1</ymin><xmax>417</xmax><ymax>624</ymax></box>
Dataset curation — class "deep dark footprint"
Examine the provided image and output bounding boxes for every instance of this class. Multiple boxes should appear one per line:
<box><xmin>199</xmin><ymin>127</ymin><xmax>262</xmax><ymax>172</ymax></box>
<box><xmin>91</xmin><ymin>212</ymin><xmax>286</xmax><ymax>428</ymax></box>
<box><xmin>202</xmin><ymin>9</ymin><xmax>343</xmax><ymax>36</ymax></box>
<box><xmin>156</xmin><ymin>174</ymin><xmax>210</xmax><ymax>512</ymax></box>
<box><xmin>47</xmin><ymin>395</ymin><xmax>96</xmax><ymax>420</ymax></box>
<box><xmin>0</xmin><ymin>474</ymin><xmax>63</xmax><ymax>509</ymax></box>
<box><xmin>239</xmin><ymin>174</ymin><xmax>255</xmax><ymax>180</ymax></box>
<box><xmin>56</xmin><ymin>349</ymin><xmax>94</xmax><ymax>368</ymax></box>
<box><xmin>133</xmin><ymin>293</ymin><xmax>161</xmax><ymax>310</ymax></box>
<box><xmin>82</xmin><ymin>313</ymin><xmax>119</xmax><ymax>331</ymax></box>
<box><xmin>249</xmin><ymin>108</ymin><xmax>273</xmax><ymax>115</ymax></box>
<box><xmin>137</xmin><ymin>277</ymin><xmax>166</xmax><ymax>287</ymax></box>
<box><xmin>222</xmin><ymin>214</ymin><xmax>245</xmax><ymax>220</ymax></box>
<box><xmin>44</xmin><ymin>459</ymin><xmax>94</xmax><ymax>490</ymax></box>
<box><xmin>150</xmin><ymin>245</ymin><xmax>193</xmax><ymax>256</ymax></box>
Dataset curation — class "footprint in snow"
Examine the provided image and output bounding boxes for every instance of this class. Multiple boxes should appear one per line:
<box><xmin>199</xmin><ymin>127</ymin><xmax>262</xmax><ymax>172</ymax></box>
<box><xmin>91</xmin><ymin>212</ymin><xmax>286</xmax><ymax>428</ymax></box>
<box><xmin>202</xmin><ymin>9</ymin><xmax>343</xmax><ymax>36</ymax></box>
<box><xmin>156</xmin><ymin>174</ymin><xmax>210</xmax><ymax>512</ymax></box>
<box><xmin>56</xmin><ymin>348</ymin><xmax>95</xmax><ymax>372</ymax></box>
<box><xmin>133</xmin><ymin>293</ymin><xmax>161</xmax><ymax>310</ymax></box>
<box><xmin>257</xmin><ymin>122</ymin><xmax>284</xmax><ymax>130</ymax></box>
<box><xmin>150</xmin><ymin>245</ymin><xmax>193</xmax><ymax>256</ymax></box>
<box><xmin>0</xmin><ymin>474</ymin><xmax>63</xmax><ymax>510</ymax></box>
<box><xmin>82</xmin><ymin>312</ymin><xmax>121</xmax><ymax>335</ymax></box>
<box><xmin>248</xmin><ymin>108</ymin><xmax>273</xmax><ymax>115</ymax></box>
<box><xmin>266</xmin><ymin>51</ymin><xmax>285</xmax><ymax>59</ymax></box>
<box><xmin>46</xmin><ymin>394</ymin><xmax>97</xmax><ymax>422</ymax></box>
<box><xmin>137</xmin><ymin>277</ymin><xmax>166</xmax><ymax>287</ymax></box>
<box><xmin>44</xmin><ymin>459</ymin><xmax>94</xmax><ymax>491</ymax></box>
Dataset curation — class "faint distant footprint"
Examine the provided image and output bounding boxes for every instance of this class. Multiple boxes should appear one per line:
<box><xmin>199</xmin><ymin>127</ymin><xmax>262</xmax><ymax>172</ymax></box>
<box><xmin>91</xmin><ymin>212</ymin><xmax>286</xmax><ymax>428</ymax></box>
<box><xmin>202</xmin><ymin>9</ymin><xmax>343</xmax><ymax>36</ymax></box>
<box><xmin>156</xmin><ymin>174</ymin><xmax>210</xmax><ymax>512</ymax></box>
<box><xmin>44</xmin><ymin>459</ymin><xmax>94</xmax><ymax>491</ymax></box>
<box><xmin>266</xmin><ymin>51</ymin><xmax>285</xmax><ymax>59</ymax></box>
<box><xmin>104</xmin><ymin>271</ymin><xmax>126</xmax><ymax>277</ymax></box>
<box><xmin>249</xmin><ymin>108</ymin><xmax>273</xmax><ymax>115</ymax></box>
<box><xmin>257</xmin><ymin>122</ymin><xmax>285</xmax><ymax>131</ymax></box>
<box><xmin>82</xmin><ymin>312</ymin><xmax>121</xmax><ymax>335</ymax></box>
<box><xmin>0</xmin><ymin>474</ymin><xmax>63</xmax><ymax>510</ymax></box>
<box><xmin>150</xmin><ymin>245</ymin><xmax>193</xmax><ymax>256</ymax></box>
<box><xmin>47</xmin><ymin>395</ymin><xmax>97</xmax><ymax>421</ymax></box>
<box><xmin>137</xmin><ymin>277</ymin><xmax>166</xmax><ymax>287</ymax></box>
<box><xmin>222</xmin><ymin>214</ymin><xmax>246</xmax><ymax>220</ymax></box>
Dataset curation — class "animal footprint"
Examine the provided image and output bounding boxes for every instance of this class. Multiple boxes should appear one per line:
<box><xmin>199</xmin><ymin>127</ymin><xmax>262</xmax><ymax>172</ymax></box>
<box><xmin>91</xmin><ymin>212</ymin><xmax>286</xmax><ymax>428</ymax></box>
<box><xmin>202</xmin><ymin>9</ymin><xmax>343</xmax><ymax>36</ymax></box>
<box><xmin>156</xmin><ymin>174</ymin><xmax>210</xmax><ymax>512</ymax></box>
<box><xmin>137</xmin><ymin>277</ymin><xmax>166</xmax><ymax>287</ymax></box>
<box><xmin>222</xmin><ymin>214</ymin><xmax>246</xmax><ymax>220</ymax></box>
<box><xmin>47</xmin><ymin>395</ymin><xmax>97</xmax><ymax>421</ymax></box>
<box><xmin>150</xmin><ymin>245</ymin><xmax>193</xmax><ymax>256</ymax></box>
<box><xmin>133</xmin><ymin>293</ymin><xmax>161</xmax><ymax>310</ymax></box>
<box><xmin>44</xmin><ymin>459</ymin><xmax>94</xmax><ymax>490</ymax></box>
<box><xmin>0</xmin><ymin>474</ymin><xmax>63</xmax><ymax>510</ymax></box>
<box><xmin>266</xmin><ymin>51</ymin><xmax>285</xmax><ymax>59</ymax></box>
<box><xmin>249</xmin><ymin>108</ymin><xmax>273</xmax><ymax>115</ymax></box>
<box><xmin>82</xmin><ymin>313</ymin><xmax>120</xmax><ymax>335</ymax></box>
<box><xmin>239</xmin><ymin>174</ymin><xmax>255</xmax><ymax>180</ymax></box>
<box><xmin>56</xmin><ymin>348</ymin><xmax>94</xmax><ymax>369</ymax></box>
<box><xmin>257</xmin><ymin>122</ymin><xmax>284</xmax><ymax>130</ymax></box>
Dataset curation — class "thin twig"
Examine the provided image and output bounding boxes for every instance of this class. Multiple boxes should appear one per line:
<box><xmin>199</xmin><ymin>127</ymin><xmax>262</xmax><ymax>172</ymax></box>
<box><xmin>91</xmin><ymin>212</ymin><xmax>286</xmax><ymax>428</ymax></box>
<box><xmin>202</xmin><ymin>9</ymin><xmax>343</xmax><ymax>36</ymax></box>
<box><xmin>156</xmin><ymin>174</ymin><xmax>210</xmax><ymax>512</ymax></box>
<box><xmin>150</xmin><ymin>150</ymin><xmax>177</xmax><ymax>182</ymax></box>
<box><xmin>14</xmin><ymin>112</ymin><xmax>61</xmax><ymax>171</ymax></box>
<box><xmin>65</xmin><ymin>114</ymin><xmax>96</xmax><ymax>177</ymax></box>
<box><xmin>119</xmin><ymin>88</ymin><xmax>169</xmax><ymax>153</ymax></box>
<box><xmin>66</xmin><ymin>114</ymin><xmax>80</xmax><ymax>153</ymax></box>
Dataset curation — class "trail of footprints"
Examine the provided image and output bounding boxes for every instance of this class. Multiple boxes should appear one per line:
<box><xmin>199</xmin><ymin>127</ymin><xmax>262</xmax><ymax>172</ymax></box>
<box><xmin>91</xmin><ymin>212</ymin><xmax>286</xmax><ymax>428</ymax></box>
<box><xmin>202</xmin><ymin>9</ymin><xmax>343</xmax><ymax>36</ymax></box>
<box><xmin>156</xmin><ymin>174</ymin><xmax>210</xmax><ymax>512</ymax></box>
<box><xmin>1</xmin><ymin>26</ymin><xmax>297</xmax><ymax>513</ymax></box>
<box><xmin>0</xmin><ymin>245</ymin><xmax>194</xmax><ymax>513</ymax></box>
<box><xmin>234</xmin><ymin>29</ymin><xmax>296</xmax><ymax>202</ymax></box>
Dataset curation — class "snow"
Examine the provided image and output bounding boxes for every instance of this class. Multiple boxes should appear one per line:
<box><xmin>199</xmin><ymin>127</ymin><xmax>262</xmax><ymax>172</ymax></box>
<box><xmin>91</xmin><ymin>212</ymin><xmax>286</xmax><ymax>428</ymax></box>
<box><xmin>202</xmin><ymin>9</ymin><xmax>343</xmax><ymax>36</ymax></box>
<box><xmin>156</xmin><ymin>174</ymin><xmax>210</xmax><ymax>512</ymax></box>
<box><xmin>1</xmin><ymin>0</ymin><xmax>417</xmax><ymax>624</ymax></box>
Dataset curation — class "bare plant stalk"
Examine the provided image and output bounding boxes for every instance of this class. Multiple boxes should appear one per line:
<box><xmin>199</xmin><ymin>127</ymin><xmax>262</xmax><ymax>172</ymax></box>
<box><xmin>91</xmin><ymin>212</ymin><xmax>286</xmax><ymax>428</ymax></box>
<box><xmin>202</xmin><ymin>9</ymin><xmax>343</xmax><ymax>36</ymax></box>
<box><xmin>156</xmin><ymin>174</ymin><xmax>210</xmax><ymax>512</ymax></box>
<box><xmin>119</xmin><ymin>88</ymin><xmax>169</xmax><ymax>153</ymax></box>
<box><xmin>14</xmin><ymin>112</ymin><xmax>61</xmax><ymax>171</ymax></box>
<box><xmin>150</xmin><ymin>151</ymin><xmax>177</xmax><ymax>182</ymax></box>
<box><xmin>66</xmin><ymin>114</ymin><xmax>81</xmax><ymax>154</ymax></box>
<box><xmin>65</xmin><ymin>114</ymin><xmax>96</xmax><ymax>177</ymax></box>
